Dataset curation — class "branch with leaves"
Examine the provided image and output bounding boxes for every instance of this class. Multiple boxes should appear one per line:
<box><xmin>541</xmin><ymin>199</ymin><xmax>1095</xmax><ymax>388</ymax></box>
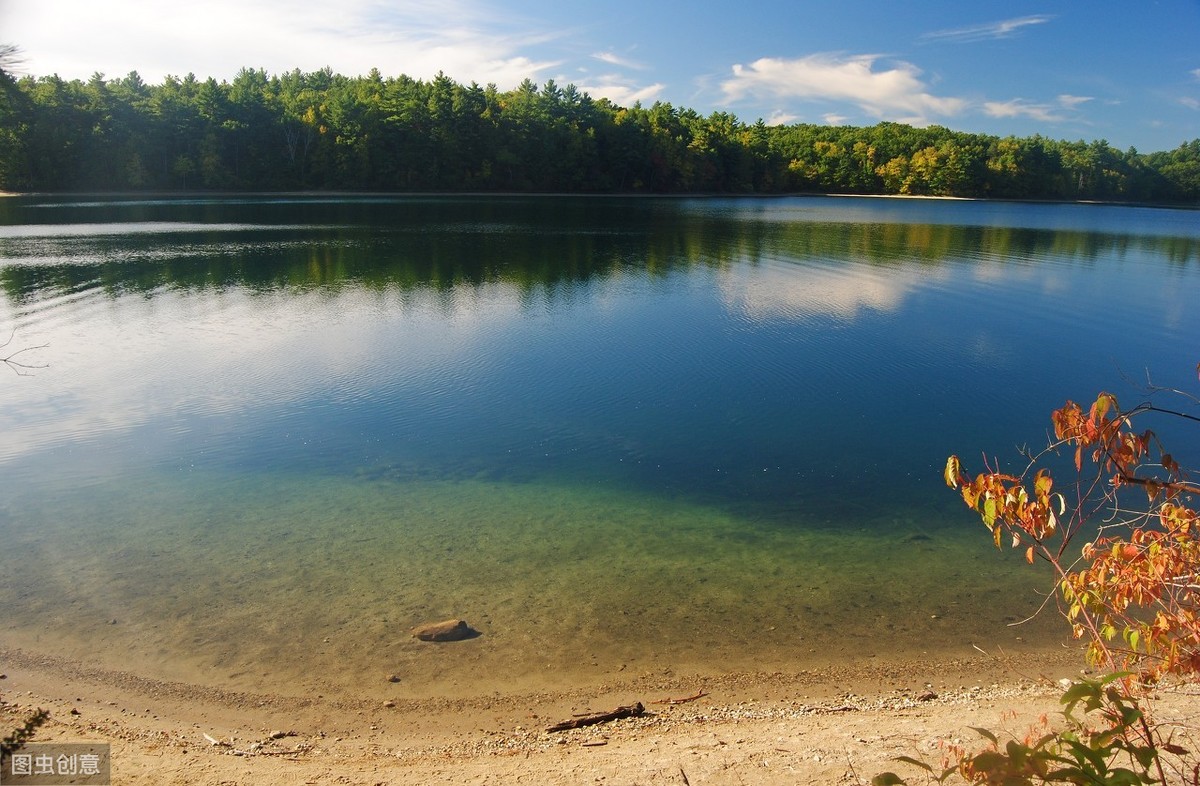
<box><xmin>882</xmin><ymin>363</ymin><xmax>1200</xmax><ymax>785</ymax></box>
<box><xmin>945</xmin><ymin>374</ymin><xmax>1200</xmax><ymax>678</ymax></box>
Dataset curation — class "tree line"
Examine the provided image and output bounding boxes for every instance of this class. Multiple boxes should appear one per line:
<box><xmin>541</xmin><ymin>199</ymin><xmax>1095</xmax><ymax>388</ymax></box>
<box><xmin>1</xmin><ymin>64</ymin><xmax>1198</xmax><ymax>202</ymax></box>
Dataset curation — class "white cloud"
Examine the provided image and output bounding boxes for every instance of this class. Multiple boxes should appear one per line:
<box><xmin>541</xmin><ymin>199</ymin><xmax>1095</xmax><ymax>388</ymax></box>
<box><xmin>721</xmin><ymin>54</ymin><xmax>966</xmax><ymax>125</ymax></box>
<box><xmin>3</xmin><ymin>0</ymin><xmax>560</xmax><ymax>87</ymax></box>
<box><xmin>823</xmin><ymin>113</ymin><xmax>849</xmax><ymax>125</ymax></box>
<box><xmin>1191</xmin><ymin>68</ymin><xmax>1200</xmax><ymax>81</ymax></box>
<box><xmin>591</xmin><ymin>51</ymin><xmax>646</xmax><ymax>70</ymax></box>
<box><xmin>765</xmin><ymin>110</ymin><xmax>800</xmax><ymax>126</ymax></box>
<box><xmin>1057</xmin><ymin>94</ymin><xmax>1093</xmax><ymax>109</ymax></box>
<box><xmin>983</xmin><ymin>99</ymin><xmax>1064</xmax><ymax>122</ymax></box>
<box><xmin>921</xmin><ymin>15</ymin><xmax>1054</xmax><ymax>43</ymax></box>
<box><xmin>576</xmin><ymin>77</ymin><xmax>665</xmax><ymax>107</ymax></box>
<box><xmin>983</xmin><ymin>94</ymin><xmax>1094</xmax><ymax>123</ymax></box>
<box><xmin>1182</xmin><ymin>97</ymin><xmax>1200</xmax><ymax>111</ymax></box>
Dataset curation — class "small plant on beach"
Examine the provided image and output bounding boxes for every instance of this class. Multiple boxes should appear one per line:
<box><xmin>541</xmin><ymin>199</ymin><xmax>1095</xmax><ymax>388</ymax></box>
<box><xmin>876</xmin><ymin>363</ymin><xmax>1200</xmax><ymax>785</ymax></box>
<box><xmin>874</xmin><ymin>674</ymin><xmax>1186</xmax><ymax>785</ymax></box>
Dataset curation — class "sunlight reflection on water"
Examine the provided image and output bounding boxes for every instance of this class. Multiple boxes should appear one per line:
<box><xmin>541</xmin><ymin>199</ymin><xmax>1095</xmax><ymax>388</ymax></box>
<box><xmin>1</xmin><ymin>195</ymin><xmax>1197</xmax><ymax>696</ymax></box>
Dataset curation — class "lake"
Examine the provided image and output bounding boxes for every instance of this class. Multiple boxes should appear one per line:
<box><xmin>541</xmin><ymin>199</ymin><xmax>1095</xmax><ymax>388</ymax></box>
<box><xmin>1</xmin><ymin>194</ymin><xmax>1197</xmax><ymax>699</ymax></box>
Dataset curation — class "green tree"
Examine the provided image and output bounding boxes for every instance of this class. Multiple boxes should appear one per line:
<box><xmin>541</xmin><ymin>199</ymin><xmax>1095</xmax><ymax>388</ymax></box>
<box><xmin>0</xmin><ymin>60</ymin><xmax>1195</xmax><ymax>200</ymax></box>
<box><xmin>0</xmin><ymin>45</ymin><xmax>30</xmax><ymax>189</ymax></box>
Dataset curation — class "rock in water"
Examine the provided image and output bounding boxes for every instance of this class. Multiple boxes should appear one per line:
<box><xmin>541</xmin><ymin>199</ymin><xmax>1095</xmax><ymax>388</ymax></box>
<box><xmin>411</xmin><ymin>618</ymin><xmax>475</xmax><ymax>642</ymax></box>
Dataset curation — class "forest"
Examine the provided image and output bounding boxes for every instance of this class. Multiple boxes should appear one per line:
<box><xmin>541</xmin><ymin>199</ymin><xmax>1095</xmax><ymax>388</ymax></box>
<box><xmin>1</xmin><ymin>63</ymin><xmax>1198</xmax><ymax>202</ymax></box>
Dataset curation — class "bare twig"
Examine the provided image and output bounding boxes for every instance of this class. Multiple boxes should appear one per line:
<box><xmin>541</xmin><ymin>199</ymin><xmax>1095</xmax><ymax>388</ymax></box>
<box><xmin>546</xmin><ymin>703</ymin><xmax>645</xmax><ymax>732</ymax></box>
<box><xmin>1</xmin><ymin>331</ymin><xmax>48</xmax><ymax>376</ymax></box>
<box><xmin>651</xmin><ymin>690</ymin><xmax>709</xmax><ymax>705</ymax></box>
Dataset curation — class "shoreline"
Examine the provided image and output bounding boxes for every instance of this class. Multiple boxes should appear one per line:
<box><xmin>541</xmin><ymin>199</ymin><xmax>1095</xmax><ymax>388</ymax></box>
<box><xmin>0</xmin><ymin>189</ymin><xmax>1195</xmax><ymax>210</ymax></box>
<box><xmin>2</xmin><ymin>644</ymin><xmax>1094</xmax><ymax>784</ymax></box>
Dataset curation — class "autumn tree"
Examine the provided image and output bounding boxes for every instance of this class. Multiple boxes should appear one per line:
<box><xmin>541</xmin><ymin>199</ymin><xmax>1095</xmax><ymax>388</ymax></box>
<box><xmin>945</xmin><ymin>381</ymin><xmax>1200</xmax><ymax>680</ymax></box>
<box><xmin>881</xmin><ymin>368</ymin><xmax>1200</xmax><ymax>785</ymax></box>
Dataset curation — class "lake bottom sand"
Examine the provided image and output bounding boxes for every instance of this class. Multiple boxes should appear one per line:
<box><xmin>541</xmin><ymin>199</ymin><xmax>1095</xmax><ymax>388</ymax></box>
<box><xmin>7</xmin><ymin>644</ymin><xmax>1197</xmax><ymax>785</ymax></box>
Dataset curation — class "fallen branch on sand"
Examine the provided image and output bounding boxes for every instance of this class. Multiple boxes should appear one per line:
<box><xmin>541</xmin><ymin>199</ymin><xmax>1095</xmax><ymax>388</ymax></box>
<box><xmin>546</xmin><ymin>703</ymin><xmax>645</xmax><ymax>732</ymax></box>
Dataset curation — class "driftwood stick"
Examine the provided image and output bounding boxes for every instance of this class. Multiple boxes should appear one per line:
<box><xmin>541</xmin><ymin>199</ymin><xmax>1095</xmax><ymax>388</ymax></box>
<box><xmin>253</xmin><ymin>749</ymin><xmax>311</xmax><ymax>757</ymax></box>
<box><xmin>546</xmin><ymin>702</ymin><xmax>645</xmax><ymax>732</ymax></box>
<box><xmin>651</xmin><ymin>690</ymin><xmax>708</xmax><ymax>705</ymax></box>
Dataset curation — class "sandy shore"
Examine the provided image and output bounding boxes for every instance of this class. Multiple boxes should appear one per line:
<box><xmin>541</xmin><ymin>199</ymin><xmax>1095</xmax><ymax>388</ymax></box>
<box><xmin>3</xmin><ymin>644</ymin><xmax>1147</xmax><ymax>785</ymax></box>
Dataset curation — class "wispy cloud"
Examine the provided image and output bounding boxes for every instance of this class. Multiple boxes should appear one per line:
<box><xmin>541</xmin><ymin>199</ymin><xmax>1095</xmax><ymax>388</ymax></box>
<box><xmin>1191</xmin><ymin>68</ymin><xmax>1200</xmax><ymax>81</ymax></box>
<box><xmin>983</xmin><ymin>94</ymin><xmax>1093</xmax><ymax>123</ymax></box>
<box><xmin>575</xmin><ymin>76</ymin><xmax>665</xmax><ymax>107</ymax></box>
<box><xmin>822</xmin><ymin>113</ymin><xmax>849</xmax><ymax>125</ymax></box>
<box><xmin>764</xmin><ymin>110</ymin><xmax>800</xmax><ymax>126</ymax></box>
<box><xmin>721</xmin><ymin>54</ymin><xmax>965</xmax><ymax>125</ymax></box>
<box><xmin>591</xmin><ymin>51</ymin><xmax>646</xmax><ymax>70</ymax></box>
<box><xmin>5</xmin><ymin>0</ymin><xmax>560</xmax><ymax>87</ymax></box>
<box><xmin>1182</xmin><ymin>97</ymin><xmax>1200</xmax><ymax>111</ymax></box>
<box><xmin>983</xmin><ymin>99</ymin><xmax>1063</xmax><ymax>122</ymax></box>
<box><xmin>1057</xmin><ymin>94</ymin><xmax>1093</xmax><ymax>109</ymax></box>
<box><xmin>922</xmin><ymin>15</ymin><xmax>1054</xmax><ymax>43</ymax></box>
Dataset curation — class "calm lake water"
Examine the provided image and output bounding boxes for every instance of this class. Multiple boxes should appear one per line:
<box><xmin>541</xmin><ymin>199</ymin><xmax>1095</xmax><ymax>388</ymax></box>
<box><xmin>1</xmin><ymin>195</ymin><xmax>1198</xmax><ymax>698</ymax></box>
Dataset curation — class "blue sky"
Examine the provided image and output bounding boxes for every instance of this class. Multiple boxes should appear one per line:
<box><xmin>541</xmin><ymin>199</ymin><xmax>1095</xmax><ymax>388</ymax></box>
<box><xmin>3</xmin><ymin>0</ymin><xmax>1198</xmax><ymax>152</ymax></box>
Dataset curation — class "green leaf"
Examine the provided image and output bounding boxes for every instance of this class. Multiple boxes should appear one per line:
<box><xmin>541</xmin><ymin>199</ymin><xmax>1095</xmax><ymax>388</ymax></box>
<box><xmin>1132</xmin><ymin>746</ymin><xmax>1157</xmax><ymax>769</ymax></box>
<box><xmin>1059</xmin><ymin>679</ymin><xmax>1099</xmax><ymax>711</ymax></box>
<box><xmin>1098</xmin><ymin>671</ymin><xmax>1135</xmax><ymax>686</ymax></box>
<box><xmin>1103</xmin><ymin>767</ymin><xmax>1152</xmax><ymax>786</ymax></box>
<box><xmin>1063</xmin><ymin>738</ymin><xmax>1109</xmax><ymax>772</ymax></box>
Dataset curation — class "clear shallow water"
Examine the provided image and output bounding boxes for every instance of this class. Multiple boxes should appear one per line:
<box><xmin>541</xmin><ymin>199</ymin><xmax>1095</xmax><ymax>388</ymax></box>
<box><xmin>1</xmin><ymin>195</ymin><xmax>1198</xmax><ymax>697</ymax></box>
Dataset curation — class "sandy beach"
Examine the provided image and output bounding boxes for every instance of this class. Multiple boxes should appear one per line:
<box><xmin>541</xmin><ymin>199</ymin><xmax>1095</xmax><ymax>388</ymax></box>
<box><xmin>3</xmin><ymin>643</ymin><xmax>1154</xmax><ymax>785</ymax></box>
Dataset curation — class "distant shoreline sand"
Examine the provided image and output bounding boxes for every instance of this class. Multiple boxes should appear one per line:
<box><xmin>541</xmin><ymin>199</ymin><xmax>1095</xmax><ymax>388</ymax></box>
<box><xmin>1</xmin><ymin>190</ymin><xmax>1194</xmax><ymax>209</ymax></box>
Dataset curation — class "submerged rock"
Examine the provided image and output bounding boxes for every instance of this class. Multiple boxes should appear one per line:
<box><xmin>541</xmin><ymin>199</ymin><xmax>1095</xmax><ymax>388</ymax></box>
<box><xmin>411</xmin><ymin>618</ymin><xmax>476</xmax><ymax>642</ymax></box>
